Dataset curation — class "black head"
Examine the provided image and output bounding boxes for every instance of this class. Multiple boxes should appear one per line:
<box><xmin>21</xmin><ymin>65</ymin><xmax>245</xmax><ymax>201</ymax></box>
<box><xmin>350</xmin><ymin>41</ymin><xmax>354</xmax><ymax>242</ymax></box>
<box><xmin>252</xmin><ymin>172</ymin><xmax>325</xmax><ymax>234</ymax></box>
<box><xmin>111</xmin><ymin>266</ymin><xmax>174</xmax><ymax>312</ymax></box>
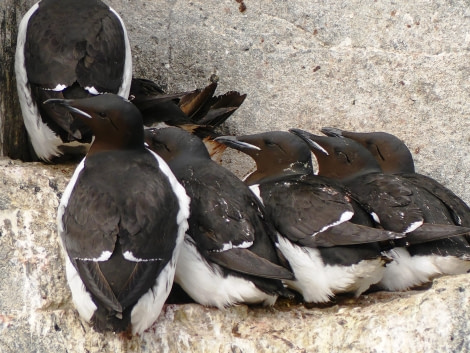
<box><xmin>215</xmin><ymin>131</ymin><xmax>313</xmax><ymax>185</ymax></box>
<box><xmin>44</xmin><ymin>94</ymin><xmax>144</xmax><ymax>155</ymax></box>
<box><xmin>144</xmin><ymin>127</ymin><xmax>210</xmax><ymax>164</ymax></box>
<box><xmin>321</xmin><ymin>127</ymin><xmax>415</xmax><ymax>174</ymax></box>
<box><xmin>290</xmin><ymin>128</ymin><xmax>382</xmax><ymax>181</ymax></box>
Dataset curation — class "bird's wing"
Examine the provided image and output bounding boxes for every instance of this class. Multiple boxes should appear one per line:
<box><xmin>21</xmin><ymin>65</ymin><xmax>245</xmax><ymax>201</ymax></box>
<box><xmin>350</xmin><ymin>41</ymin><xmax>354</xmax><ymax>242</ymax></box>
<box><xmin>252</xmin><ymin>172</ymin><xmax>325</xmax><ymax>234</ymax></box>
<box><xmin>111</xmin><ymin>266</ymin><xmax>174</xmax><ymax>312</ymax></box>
<box><xmin>260</xmin><ymin>178</ymin><xmax>356</xmax><ymax>245</ymax></box>
<box><xmin>401</xmin><ymin>173</ymin><xmax>470</xmax><ymax>227</ymax></box>
<box><xmin>60</xmin><ymin>153</ymin><xmax>181</xmax><ymax>312</ymax></box>
<box><xmin>25</xmin><ymin>2</ymin><xmax>127</xmax><ymax>93</ymax></box>
<box><xmin>347</xmin><ymin>173</ymin><xmax>424</xmax><ymax>233</ymax></box>
<box><xmin>181</xmin><ymin>165</ymin><xmax>292</xmax><ymax>279</ymax></box>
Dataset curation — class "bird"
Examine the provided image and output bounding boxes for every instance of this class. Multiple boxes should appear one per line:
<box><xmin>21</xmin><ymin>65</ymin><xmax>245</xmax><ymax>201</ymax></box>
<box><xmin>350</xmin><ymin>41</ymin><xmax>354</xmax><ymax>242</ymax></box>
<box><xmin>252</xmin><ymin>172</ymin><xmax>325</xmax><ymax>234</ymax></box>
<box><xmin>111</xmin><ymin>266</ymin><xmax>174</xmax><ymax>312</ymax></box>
<box><xmin>131</xmin><ymin>77</ymin><xmax>247</xmax><ymax>161</ymax></box>
<box><xmin>131</xmin><ymin>77</ymin><xmax>247</xmax><ymax>129</ymax></box>
<box><xmin>15</xmin><ymin>0</ymin><xmax>132</xmax><ymax>162</ymax></box>
<box><xmin>291</xmin><ymin>128</ymin><xmax>470</xmax><ymax>291</ymax></box>
<box><xmin>144</xmin><ymin>127</ymin><xmax>294</xmax><ymax>308</ymax></box>
<box><xmin>214</xmin><ymin>131</ymin><xmax>404</xmax><ymax>303</ymax></box>
<box><xmin>15</xmin><ymin>0</ymin><xmax>245</xmax><ymax>163</ymax></box>
<box><xmin>321</xmin><ymin>127</ymin><xmax>470</xmax><ymax>228</ymax></box>
<box><xmin>45</xmin><ymin>94</ymin><xmax>190</xmax><ymax>334</ymax></box>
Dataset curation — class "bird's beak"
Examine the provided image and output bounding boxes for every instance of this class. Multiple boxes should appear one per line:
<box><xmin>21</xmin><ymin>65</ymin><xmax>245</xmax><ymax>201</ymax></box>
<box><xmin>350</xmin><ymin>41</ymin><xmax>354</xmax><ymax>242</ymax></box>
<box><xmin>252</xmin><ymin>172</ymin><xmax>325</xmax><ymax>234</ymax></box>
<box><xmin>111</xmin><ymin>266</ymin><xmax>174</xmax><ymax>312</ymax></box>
<box><xmin>213</xmin><ymin>135</ymin><xmax>260</xmax><ymax>151</ymax></box>
<box><xmin>289</xmin><ymin>128</ymin><xmax>329</xmax><ymax>155</ymax></box>
<box><xmin>320</xmin><ymin>127</ymin><xmax>344</xmax><ymax>138</ymax></box>
<box><xmin>43</xmin><ymin>99</ymin><xmax>92</xmax><ymax>119</ymax></box>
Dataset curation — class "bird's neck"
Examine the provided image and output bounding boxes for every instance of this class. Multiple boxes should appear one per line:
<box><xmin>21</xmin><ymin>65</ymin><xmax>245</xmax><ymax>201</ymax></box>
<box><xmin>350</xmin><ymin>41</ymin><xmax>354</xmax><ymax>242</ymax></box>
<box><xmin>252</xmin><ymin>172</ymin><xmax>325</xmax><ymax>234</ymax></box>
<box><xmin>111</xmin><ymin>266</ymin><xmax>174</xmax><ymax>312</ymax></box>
<box><xmin>245</xmin><ymin>161</ymin><xmax>311</xmax><ymax>185</ymax></box>
<box><xmin>87</xmin><ymin>140</ymin><xmax>145</xmax><ymax>156</ymax></box>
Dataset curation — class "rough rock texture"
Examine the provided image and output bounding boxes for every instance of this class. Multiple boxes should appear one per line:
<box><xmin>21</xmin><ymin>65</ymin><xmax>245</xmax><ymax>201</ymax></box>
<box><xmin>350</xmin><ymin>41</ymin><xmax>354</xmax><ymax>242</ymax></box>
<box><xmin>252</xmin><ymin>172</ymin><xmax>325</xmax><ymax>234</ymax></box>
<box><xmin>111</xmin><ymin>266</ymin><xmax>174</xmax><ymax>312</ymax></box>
<box><xmin>1</xmin><ymin>159</ymin><xmax>470</xmax><ymax>353</ymax></box>
<box><xmin>0</xmin><ymin>0</ymin><xmax>31</xmax><ymax>160</ymax></box>
<box><xmin>1</xmin><ymin>0</ymin><xmax>470</xmax><ymax>352</ymax></box>
<box><xmin>0</xmin><ymin>0</ymin><xmax>469</xmax><ymax>204</ymax></box>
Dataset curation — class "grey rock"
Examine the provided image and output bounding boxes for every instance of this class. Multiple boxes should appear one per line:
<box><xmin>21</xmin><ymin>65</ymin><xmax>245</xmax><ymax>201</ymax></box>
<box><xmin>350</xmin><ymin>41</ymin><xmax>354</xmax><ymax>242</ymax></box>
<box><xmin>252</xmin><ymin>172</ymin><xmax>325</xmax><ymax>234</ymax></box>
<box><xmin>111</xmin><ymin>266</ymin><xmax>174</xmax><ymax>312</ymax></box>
<box><xmin>1</xmin><ymin>0</ymin><xmax>469</xmax><ymax>206</ymax></box>
<box><xmin>1</xmin><ymin>158</ymin><xmax>470</xmax><ymax>353</ymax></box>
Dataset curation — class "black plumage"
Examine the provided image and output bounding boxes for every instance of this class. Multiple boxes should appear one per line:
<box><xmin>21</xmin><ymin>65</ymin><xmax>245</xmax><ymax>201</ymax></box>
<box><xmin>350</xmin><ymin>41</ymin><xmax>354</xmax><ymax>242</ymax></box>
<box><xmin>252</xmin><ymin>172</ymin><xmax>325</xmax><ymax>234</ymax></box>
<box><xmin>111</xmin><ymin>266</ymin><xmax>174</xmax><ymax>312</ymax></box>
<box><xmin>145</xmin><ymin>127</ymin><xmax>293</xmax><ymax>308</ymax></box>
<box><xmin>291</xmin><ymin>128</ymin><xmax>470</xmax><ymax>291</ymax></box>
<box><xmin>47</xmin><ymin>94</ymin><xmax>189</xmax><ymax>334</ymax></box>
<box><xmin>215</xmin><ymin>131</ymin><xmax>402</xmax><ymax>303</ymax></box>
<box><xmin>132</xmin><ymin>78</ymin><xmax>247</xmax><ymax>161</ymax></box>
<box><xmin>16</xmin><ymin>0</ymin><xmax>132</xmax><ymax>161</ymax></box>
<box><xmin>321</xmin><ymin>127</ymin><xmax>470</xmax><ymax>228</ymax></box>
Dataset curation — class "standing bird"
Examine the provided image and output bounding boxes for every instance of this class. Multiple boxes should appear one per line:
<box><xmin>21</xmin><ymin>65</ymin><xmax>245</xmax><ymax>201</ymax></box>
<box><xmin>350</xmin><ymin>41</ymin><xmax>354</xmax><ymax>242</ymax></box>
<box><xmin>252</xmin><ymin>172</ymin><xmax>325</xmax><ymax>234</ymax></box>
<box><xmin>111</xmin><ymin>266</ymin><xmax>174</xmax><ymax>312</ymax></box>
<box><xmin>45</xmin><ymin>94</ymin><xmax>190</xmax><ymax>334</ymax></box>
<box><xmin>145</xmin><ymin>127</ymin><xmax>293</xmax><ymax>308</ymax></box>
<box><xmin>321</xmin><ymin>127</ymin><xmax>470</xmax><ymax>228</ymax></box>
<box><xmin>16</xmin><ymin>0</ymin><xmax>132</xmax><ymax>161</ymax></box>
<box><xmin>215</xmin><ymin>131</ymin><xmax>403</xmax><ymax>303</ymax></box>
<box><xmin>291</xmin><ymin>128</ymin><xmax>470</xmax><ymax>291</ymax></box>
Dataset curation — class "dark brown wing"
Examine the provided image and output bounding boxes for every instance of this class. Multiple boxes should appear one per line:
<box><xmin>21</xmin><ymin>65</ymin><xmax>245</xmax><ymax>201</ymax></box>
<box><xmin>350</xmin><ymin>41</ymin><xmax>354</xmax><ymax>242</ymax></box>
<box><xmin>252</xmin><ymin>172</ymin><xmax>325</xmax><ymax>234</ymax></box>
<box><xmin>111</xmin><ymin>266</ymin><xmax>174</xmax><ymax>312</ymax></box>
<box><xmin>174</xmin><ymin>160</ymin><xmax>290</xmax><ymax>279</ymax></box>
<box><xmin>61</xmin><ymin>151</ymin><xmax>181</xmax><ymax>314</ymax></box>
<box><xmin>347</xmin><ymin>173</ymin><xmax>424</xmax><ymax>233</ymax></box>
<box><xmin>261</xmin><ymin>177</ymin><xmax>356</xmax><ymax>243</ymax></box>
<box><xmin>401</xmin><ymin>173</ymin><xmax>470</xmax><ymax>227</ymax></box>
<box><xmin>25</xmin><ymin>0</ymin><xmax>126</xmax><ymax>93</ymax></box>
<box><xmin>181</xmin><ymin>166</ymin><xmax>258</xmax><ymax>252</ymax></box>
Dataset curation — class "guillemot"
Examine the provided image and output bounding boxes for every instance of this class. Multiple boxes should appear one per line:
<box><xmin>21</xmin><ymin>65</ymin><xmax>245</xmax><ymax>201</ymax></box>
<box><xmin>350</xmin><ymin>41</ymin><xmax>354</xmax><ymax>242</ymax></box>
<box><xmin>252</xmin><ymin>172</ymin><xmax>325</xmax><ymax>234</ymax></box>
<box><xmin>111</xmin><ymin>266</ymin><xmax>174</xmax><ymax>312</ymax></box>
<box><xmin>145</xmin><ymin>127</ymin><xmax>293</xmax><ymax>308</ymax></box>
<box><xmin>292</xmin><ymin>128</ymin><xmax>470</xmax><ymax>291</ymax></box>
<box><xmin>215</xmin><ymin>131</ymin><xmax>403</xmax><ymax>303</ymax></box>
<box><xmin>46</xmin><ymin>94</ymin><xmax>190</xmax><ymax>334</ymax></box>
<box><xmin>16</xmin><ymin>0</ymin><xmax>132</xmax><ymax>161</ymax></box>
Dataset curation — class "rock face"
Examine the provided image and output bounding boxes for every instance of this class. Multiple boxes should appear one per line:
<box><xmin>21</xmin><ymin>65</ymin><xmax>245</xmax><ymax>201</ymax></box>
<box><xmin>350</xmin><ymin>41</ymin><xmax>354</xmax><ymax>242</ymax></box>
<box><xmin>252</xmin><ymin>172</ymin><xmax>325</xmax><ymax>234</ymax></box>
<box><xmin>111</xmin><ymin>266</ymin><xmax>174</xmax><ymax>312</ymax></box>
<box><xmin>1</xmin><ymin>0</ymin><xmax>469</xmax><ymax>205</ymax></box>
<box><xmin>1</xmin><ymin>0</ymin><xmax>470</xmax><ymax>351</ymax></box>
<box><xmin>1</xmin><ymin>159</ymin><xmax>470</xmax><ymax>353</ymax></box>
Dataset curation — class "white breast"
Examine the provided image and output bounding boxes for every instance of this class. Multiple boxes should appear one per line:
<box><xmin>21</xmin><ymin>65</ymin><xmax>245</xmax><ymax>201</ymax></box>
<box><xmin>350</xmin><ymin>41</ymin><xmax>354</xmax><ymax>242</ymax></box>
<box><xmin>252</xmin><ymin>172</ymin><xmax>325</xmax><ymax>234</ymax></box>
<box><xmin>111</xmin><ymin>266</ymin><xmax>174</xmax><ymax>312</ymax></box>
<box><xmin>175</xmin><ymin>235</ymin><xmax>277</xmax><ymax>308</ymax></box>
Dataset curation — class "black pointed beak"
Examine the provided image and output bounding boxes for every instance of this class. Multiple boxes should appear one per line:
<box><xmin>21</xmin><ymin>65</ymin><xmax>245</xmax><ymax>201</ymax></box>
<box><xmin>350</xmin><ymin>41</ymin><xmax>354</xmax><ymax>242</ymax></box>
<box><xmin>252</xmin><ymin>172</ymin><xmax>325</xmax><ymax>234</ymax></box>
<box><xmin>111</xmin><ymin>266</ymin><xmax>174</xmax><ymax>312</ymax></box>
<box><xmin>289</xmin><ymin>128</ymin><xmax>330</xmax><ymax>155</ymax></box>
<box><xmin>43</xmin><ymin>99</ymin><xmax>92</xmax><ymax>119</ymax></box>
<box><xmin>321</xmin><ymin>127</ymin><xmax>345</xmax><ymax>137</ymax></box>
<box><xmin>213</xmin><ymin>135</ymin><xmax>261</xmax><ymax>151</ymax></box>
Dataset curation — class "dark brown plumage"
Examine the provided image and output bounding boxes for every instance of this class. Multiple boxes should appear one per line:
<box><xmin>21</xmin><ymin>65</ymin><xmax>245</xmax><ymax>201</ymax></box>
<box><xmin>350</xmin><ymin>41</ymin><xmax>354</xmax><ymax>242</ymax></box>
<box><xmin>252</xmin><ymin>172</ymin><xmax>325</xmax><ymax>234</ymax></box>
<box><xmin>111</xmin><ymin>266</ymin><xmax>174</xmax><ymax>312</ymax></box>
<box><xmin>47</xmin><ymin>94</ymin><xmax>189</xmax><ymax>334</ymax></box>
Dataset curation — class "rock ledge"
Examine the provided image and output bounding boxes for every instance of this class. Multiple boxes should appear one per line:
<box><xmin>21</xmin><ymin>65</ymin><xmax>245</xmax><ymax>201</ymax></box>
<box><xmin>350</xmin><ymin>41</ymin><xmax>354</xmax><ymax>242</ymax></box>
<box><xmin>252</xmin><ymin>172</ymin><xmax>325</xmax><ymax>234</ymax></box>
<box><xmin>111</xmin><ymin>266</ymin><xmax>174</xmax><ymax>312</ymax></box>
<box><xmin>1</xmin><ymin>158</ymin><xmax>469</xmax><ymax>353</ymax></box>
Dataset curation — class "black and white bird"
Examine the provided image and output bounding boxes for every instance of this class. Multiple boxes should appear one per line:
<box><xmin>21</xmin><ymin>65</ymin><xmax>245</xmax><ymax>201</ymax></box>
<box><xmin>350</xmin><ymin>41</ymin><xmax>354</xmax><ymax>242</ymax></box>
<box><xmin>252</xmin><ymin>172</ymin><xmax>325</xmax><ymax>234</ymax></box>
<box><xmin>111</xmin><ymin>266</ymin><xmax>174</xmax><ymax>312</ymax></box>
<box><xmin>46</xmin><ymin>94</ymin><xmax>189</xmax><ymax>334</ymax></box>
<box><xmin>16</xmin><ymin>0</ymin><xmax>132</xmax><ymax>161</ymax></box>
<box><xmin>145</xmin><ymin>127</ymin><xmax>294</xmax><ymax>308</ymax></box>
<box><xmin>291</xmin><ymin>128</ymin><xmax>470</xmax><ymax>291</ymax></box>
<box><xmin>215</xmin><ymin>131</ymin><xmax>403</xmax><ymax>303</ymax></box>
<box><xmin>321</xmin><ymin>127</ymin><xmax>470</xmax><ymax>228</ymax></box>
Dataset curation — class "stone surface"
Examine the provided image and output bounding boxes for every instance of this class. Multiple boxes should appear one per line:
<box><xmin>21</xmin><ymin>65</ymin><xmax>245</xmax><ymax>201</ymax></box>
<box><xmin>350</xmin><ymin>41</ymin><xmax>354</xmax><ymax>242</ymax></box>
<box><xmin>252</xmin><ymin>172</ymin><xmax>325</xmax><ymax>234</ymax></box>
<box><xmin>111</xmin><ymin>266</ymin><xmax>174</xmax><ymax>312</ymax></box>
<box><xmin>0</xmin><ymin>0</ymin><xmax>469</xmax><ymax>204</ymax></box>
<box><xmin>101</xmin><ymin>0</ymin><xmax>470</xmax><ymax>205</ymax></box>
<box><xmin>1</xmin><ymin>159</ymin><xmax>470</xmax><ymax>353</ymax></box>
<box><xmin>0</xmin><ymin>0</ymin><xmax>31</xmax><ymax>160</ymax></box>
<box><xmin>1</xmin><ymin>0</ymin><xmax>470</xmax><ymax>351</ymax></box>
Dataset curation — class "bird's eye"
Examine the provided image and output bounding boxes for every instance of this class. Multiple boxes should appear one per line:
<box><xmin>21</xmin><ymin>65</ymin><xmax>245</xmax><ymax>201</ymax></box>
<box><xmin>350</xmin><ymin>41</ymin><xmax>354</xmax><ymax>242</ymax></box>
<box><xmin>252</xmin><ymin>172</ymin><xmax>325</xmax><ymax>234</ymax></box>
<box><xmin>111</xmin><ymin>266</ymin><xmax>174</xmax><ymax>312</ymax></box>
<box><xmin>98</xmin><ymin>112</ymin><xmax>107</xmax><ymax>118</ymax></box>
<box><xmin>155</xmin><ymin>142</ymin><xmax>170</xmax><ymax>152</ymax></box>
<box><xmin>337</xmin><ymin>151</ymin><xmax>351</xmax><ymax>163</ymax></box>
<box><xmin>149</xmin><ymin>141</ymin><xmax>171</xmax><ymax>153</ymax></box>
<box><xmin>265</xmin><ymin>140</ymin><xmax>276</xmax><ymax>147</ymax></box>
<box><xmin>374</xmin><ymin>145</ymin><xmax>385</xmax><ymax>161</ymax></box>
